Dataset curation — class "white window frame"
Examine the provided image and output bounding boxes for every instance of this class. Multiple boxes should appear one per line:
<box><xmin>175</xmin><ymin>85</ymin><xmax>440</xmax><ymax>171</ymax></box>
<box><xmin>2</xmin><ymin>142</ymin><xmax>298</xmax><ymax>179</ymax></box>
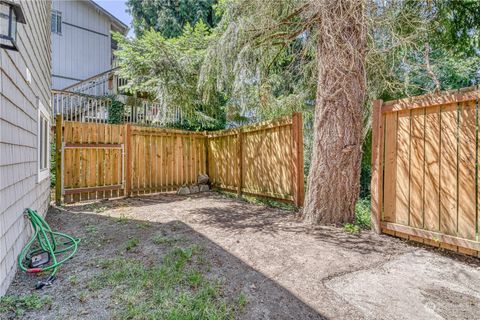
<box><xmin>37</xmin><ymin>100</ymin><xmax>50</xmax><ymax>183</ymax></box>
<box><xmin>51</xmin><ymin>10</ymin><xmax>62</xmax><ymax>35</ymax></box>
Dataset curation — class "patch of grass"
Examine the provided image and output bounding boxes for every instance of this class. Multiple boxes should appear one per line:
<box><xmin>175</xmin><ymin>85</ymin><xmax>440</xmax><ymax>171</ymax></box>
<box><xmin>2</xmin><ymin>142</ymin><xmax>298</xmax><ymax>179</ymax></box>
<box><xmin>69</xmin><ymin>275</ymin><xmax>78</xmax><ymax>286</ymax></box>
<box><xmin>219</xmin><ymin>191</ymin><xmax>296</xmax><ymax>211</ymax></box>
<box><xmin>85</xmin><ymin>225</ymin><xmax>98</xmax><ymax>234</ymax></box>
<box><xmin>152</xmin><ymin>234</ymin><xmax>183</xmax><ymax>245</ymax></box>
<box><xmin>124</xmin><ymin>238</ymin><xmax>139</xmax><ymax>251</ymax></box>
<box><xmin>137</xmin><ymin>222</ymin><xmax>151</xmax><ymax>229</ymax></box>
<box><xmin>0</xmin><ymin>294</ymin><xmax>52</xmax><ymax>318</ymax></box>
<box><xmin>343</xmin><ymin>198</ymin><xmax>371</xmax><ymax>233</ymax></box>
<box><xmin>237</xmin><ymin>292</ymin><xmax>248</xmax><ymax>311</ymax></box>
<box><xmin>116</xmin><ymin>214</ymin><xmax>129</xmax><ymax>225</ymax></box>
<box><xmin>88</xmin><ymin>245</ymin><xmax>241</xmax><ymax>319</ymax></box>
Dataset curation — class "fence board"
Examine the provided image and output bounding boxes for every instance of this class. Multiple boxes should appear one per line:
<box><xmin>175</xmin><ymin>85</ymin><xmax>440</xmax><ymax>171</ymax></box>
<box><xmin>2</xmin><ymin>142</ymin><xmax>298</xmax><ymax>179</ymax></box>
<box><xmin>383</xmin><ymin>112</ymin><xmax>397</xmax><ymax>222</ymax></box>
<box><xmin>395</xmin><ymin>110</ymin><xmax>410</xmax><ymax>225</ymax></box>
<box><xmin>409</xmin><ymin>108</ymin><xmax>425</xmax><ymax>228</ymax></box>
<box><xmin>458</xmin><ymin>100</ymin><xmax>476</xmax><ymax>240</ymax></box>
<box><xmin>424</xmin><ymin>106</ymin><xmax>441</xmax><ymax>231</ymax></box>
<box><xmin>440</xmin><ymin>103</ymin><xmax>458</xmax><ymax>236</ymax></box>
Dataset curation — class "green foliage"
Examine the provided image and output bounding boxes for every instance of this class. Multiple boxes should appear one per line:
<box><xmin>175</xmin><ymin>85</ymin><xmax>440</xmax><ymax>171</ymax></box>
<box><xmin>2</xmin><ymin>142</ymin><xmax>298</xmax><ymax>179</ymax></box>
<box><xmin>127</xmin><ymin>0</ymin><xmax>220</xmax><ymax>38</ymax></box>
<box><xmin>50</xmin><ymin>141</ymin><xmax>56</xmax><ymax>188</ymax></box>
<box><xmin>344</xmin><ymin>198</ymin><xmax>371</xmax><ymax>233</ymax></box>
<box><xmin>107</xmin><ymin>97</ymin><xmax>125</xmax><ymax>124</ymax></box>
<box><xmin>0</xmin><ymin>294</ymin><xmax>52</xmax><ymax>318</ymax></box>
<box><xmin>90</xmin><ymin>245</ymin><xmax>243</xmax><ymax>319</ymax></box>
<box><xmin>125</xmin><ymin>238</ymin><xmax>139</xmax><ymax>251</ymax></box>
<box><xmin>113</xmin><ymin>21</ymin><xmax>226</xmax><ymax>131</ymax></box>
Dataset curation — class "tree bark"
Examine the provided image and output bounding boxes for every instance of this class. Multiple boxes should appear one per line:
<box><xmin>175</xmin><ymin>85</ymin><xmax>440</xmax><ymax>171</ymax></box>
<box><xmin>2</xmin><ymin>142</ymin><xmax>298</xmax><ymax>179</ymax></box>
<box><xmin>303</xmin><ymin>0</ymin><xmax>366</xmax><ymax>224</ymax></box>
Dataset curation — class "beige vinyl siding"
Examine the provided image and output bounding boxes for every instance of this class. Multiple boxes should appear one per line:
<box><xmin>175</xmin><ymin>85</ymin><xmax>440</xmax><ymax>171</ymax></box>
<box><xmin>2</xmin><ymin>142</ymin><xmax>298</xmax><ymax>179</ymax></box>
<box><xmin>0</xmin><ymin>0</ymin><xmax>51</xmax><ymax>296</ymax></box>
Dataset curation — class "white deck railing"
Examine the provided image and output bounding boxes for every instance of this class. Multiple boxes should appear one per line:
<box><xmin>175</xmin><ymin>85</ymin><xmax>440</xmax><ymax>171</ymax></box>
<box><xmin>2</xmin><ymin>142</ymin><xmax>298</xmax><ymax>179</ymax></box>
<box><xmin>52</xmin><ymin>90</ymin><xmax>182</xmax><ymax>126</ymax></box>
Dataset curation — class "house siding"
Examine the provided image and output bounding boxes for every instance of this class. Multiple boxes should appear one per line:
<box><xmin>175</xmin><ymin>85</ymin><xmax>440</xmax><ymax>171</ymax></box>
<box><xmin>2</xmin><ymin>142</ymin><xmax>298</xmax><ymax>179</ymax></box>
<box><xmin>52</xmin><ymin>0</ymin><xmax>114</xmax><ymax>90</ymax></box>
<box><xmin>0</xmin><ymin>0</ymin><xmax>52</xmax><ymax>296</ymax></box>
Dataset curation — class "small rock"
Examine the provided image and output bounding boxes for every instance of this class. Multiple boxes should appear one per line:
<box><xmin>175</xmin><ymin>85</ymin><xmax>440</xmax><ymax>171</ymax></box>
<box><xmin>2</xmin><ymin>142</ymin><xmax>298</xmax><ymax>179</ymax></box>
<box><xmin>199</xmin><ymin>184</ymin><xmax>209</xmax><ymax>192</ymax></box>
<box><xmin>177</xmin><ymin>186</ymin><xmax>190</xmax><ymax>195</ymax></box>
<box><xmin>197</xmin><ymin>174</ymin><xmax>209</xmax><ymax>185</ymax></box>
<box><xmin>190</xmin><ymin>185</ymin><xmax>200</xmax><ymax>193</ymax></box>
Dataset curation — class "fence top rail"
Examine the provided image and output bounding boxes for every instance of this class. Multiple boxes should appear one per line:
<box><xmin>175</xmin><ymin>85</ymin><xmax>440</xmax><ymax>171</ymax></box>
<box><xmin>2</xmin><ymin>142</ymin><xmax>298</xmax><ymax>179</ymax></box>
<box><xmin>207</xmin><ymin>114</ymin><xmax>294</xmax><ymax>137</ymax></box>
<box><xmin>131</xmin><ymin>125</ymin><xmax>206</xmax><ymax>137</ymax></box>
<box><xmin>381</xmin><ymin>86</ymin><xmax>479</xmax><ymax>113</ymax></box>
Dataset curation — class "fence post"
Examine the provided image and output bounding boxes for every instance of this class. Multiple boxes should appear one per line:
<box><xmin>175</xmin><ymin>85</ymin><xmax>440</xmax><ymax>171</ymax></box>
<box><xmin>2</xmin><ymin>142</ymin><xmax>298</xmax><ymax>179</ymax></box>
<box><xmin>292</xmin><ymin>112</ymin><xmax>305</xmax><ymax>207</ymax></box>
<box><xmin>237</xmin><ymin>129</ymin><xmax>243</xmax><ymax>197</ymax></box>
<box><xmin>55</xmin><ymin>114</ymin><xmax>62</xmax><ymax>205</ymax></box>
<box><xmin>370</xmin><ymin>100</ymin><xmax>384</xmax><ymax>234</ymax></box>
<box><xmin>125</xmin><ymin>124</ymin><xmax>132</xmax><ymax>197</ymax></box>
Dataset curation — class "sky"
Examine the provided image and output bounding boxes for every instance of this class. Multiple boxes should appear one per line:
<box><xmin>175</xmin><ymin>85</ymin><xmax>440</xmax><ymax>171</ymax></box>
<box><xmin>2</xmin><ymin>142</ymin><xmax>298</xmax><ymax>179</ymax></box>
<box><xmin>93</xmin><ymin>0</ymin><xmax>134</xmax><ymax>37</ymax></box>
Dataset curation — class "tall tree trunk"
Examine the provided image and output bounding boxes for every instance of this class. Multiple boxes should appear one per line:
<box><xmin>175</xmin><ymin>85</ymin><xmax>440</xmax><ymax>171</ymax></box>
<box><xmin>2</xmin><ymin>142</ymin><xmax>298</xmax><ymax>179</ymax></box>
<box><xmin>303</xmin><ymin>0</ymin><xmax>366</xmax><ymax>224</ymax></box>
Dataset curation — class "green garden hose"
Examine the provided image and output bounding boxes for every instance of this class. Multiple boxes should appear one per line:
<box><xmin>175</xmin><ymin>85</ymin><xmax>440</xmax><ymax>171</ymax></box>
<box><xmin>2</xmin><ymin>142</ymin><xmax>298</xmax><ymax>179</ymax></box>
<box><xmin>18</xmin><ymin>208</ymin><xmax>80</xmax><ymax>289</ymax></box>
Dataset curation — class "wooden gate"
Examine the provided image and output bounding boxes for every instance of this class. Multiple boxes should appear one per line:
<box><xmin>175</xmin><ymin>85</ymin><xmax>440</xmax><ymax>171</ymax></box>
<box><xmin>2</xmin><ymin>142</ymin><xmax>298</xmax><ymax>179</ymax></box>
<box><xmin>58</xmin><ymin>121</ymin><xmax>125</xmax><ymax>203</ymax></box>
<box><xmin>371</xmin><ymin>87</ymin><xmax>480</xmax><ymax>257</ymax></box>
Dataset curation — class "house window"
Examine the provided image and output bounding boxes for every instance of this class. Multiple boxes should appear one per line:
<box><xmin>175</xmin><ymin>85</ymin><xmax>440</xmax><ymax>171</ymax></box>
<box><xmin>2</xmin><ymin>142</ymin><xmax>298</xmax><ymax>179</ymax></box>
<box><xmin>51</xmin><ymin>10</ymin><xmax>62</xmax><ymax>34</ymax></box>
<box><xmin>38</xmin><ymin>100</ymin><xmax>50</xmax><ymax>183</ymax></box>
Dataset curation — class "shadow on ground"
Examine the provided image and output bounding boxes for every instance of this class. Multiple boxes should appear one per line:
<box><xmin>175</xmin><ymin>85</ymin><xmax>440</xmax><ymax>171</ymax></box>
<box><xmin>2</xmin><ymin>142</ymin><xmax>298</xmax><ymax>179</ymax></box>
<box><xmin>4</xmin><ymin>203</ymin><xmax>326</xmax><ymax>320</ymax></box>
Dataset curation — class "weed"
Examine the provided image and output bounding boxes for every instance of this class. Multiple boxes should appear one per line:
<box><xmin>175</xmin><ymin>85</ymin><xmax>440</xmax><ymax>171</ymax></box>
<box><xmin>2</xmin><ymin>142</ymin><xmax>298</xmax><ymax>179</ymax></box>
<box><xmin>69</xmin><ymin>275</ymin><xmax>78</xmax><ymax>286</ymax></box>
<box><xmin>125</xmin><ymin>238</ymin><xmax>139</xmax><ymax>251</ymax></box>
<box><xmin>137</xmin><ymin>222</ymin><xmax>151</xmax><ymax>229</ymax></box>
<box><xmin>79</xmin><ymin>291</ymin><xmax>88</xmax><ymax>303</ymax></box>
<box><xmin>89</xmin><ymin>245</ymin><xmax>241</xmax><ymax>319</ymax></box>
<box><xmin>344</xmin><ymin>223</ymin><xmax>361</xmax><ymax>233</ymax></box>
<box><xmin>85</xmin><ymin>225</ymin><xmax>98</xmax><ymax>234</ymax></box>
<box><xmin>152</xmin><ymin>234</ymin><xmax>183</xmax><ymax>245</ymax></box>
<box><xmin>116</xmin><ymin>215</ymin><xmax>129</xmax><ymax>225</ymax></box>
<box><xmin>354</xmin><ymin>198</ymin><xmax>371</xmax><ymax>229</ymax></box>
<box><xmin>237</xmin><ymin>292</ymin><xmax>248</xmax><ymax>310</ymax></box>
<box><xmin>0</xmin><ymin>294</ymin><xmax>52</xmax><ymax>318</ymax></box>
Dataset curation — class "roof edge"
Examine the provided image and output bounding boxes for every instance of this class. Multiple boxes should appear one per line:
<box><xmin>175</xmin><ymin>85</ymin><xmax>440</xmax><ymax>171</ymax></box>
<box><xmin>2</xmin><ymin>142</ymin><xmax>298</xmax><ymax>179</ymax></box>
<box><xmin>89</xmin><ymin>0</ymin><xmax>129</xmax><ymax>35</ymax></box>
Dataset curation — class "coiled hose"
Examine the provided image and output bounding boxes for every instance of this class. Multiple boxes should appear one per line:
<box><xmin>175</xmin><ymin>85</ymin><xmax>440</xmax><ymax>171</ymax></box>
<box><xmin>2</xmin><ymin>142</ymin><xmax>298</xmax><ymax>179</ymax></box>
<box><xmin>18</xmin><ymin>208</ymin><xmax>80</xmax><ymax>289</ymax></box>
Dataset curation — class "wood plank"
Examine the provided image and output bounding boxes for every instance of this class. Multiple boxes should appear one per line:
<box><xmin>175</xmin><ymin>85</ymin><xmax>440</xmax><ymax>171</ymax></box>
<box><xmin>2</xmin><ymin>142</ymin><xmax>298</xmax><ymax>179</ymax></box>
<box><xmin>88</xmin><ymin>123</ymin><xmax>97</xmax><ymax>200</ymax></box>
<box><xmin>55</xmin><ymin>115</ymin><xmax>62</xmax><ymax>205</ymax></box>
<box><xmin>370</xmin><ymin>100</ymin><xmax>384</xmax><ymax>232</ymax></box>
<box><xmin>424</xmin><ymin>106</ymin><xmax>441</xmax><ymax>231</ymax></box>
<box><xmin>72</xmin><ymin>123</ymin><xmax>81</xmax><ymax>202</ymax></box>
<box><xmin>63</xmin><ymin>122</ymin><xmax>73</xmax><ymax>203</ymax></box>
<box><xmin>395</xmin><ymin>110</ymin><xmax>410</xmax><ymax>225</ymax></box>
<box><xmin>457</xmin><ymin>100</ymin><xmax>476</xmax><ymax>240</ymax></box>
<box><xmin>381</xmin><ymin>221</ymin><xmax>480</xmax><ymax>251</ymax></box>
<box><xmin>409</xmin><ymin>108</ymin><xmax>425</xmax><ymax>228</ymax></box>
<box><xmin>440</xmin><ymin>103</ymin><xmax>458</xmax><ymax>236</ymax></box>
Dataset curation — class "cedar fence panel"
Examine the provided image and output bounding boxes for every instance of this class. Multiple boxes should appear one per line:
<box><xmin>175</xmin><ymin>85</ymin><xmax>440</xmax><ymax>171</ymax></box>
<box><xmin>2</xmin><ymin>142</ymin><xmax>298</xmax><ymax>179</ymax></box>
<box><xmin>371</xmin><ymin>87</ymin><xmax>480</xmax><ymax>257</ymax></box>
<box><xmin>55</xmin><ymin>113</ymin><xmax>304</xmax><ymax>206</ymax></box>
<box><xmin>207</xmin><ymin>113</ymin><xmax>304</xmax><ymax>205</ymax></box>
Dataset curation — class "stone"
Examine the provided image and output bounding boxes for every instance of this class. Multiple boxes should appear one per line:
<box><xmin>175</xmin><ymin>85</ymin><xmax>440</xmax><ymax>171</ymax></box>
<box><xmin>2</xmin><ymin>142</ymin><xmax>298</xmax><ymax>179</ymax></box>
<box><xmin>197</xmin><ymin>174</ymin><xmax>209</xmax><ymax>185</ymax></box>
<box><xmin>190</xmin><ymin>185</ymin><xmax>200</xmax><ymax>193</ymax></box>
<box><xmin>199</xmin><ymin>184</ymin><xmax>209</xmax><ymax>192</ymax></box>
<box><xmin>177</xmin><ymin>186</ymin><xmax>190</xmax><ymax>195</ymax></box>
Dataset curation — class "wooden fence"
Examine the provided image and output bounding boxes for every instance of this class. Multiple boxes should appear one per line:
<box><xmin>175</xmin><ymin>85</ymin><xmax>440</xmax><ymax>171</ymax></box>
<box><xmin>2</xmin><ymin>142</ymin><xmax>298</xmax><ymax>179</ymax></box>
<box><xmin>371</xmin><ymin>87</ymin><xmax>480</xmax><ymax>257</ymax></box>
<box><xmin>207</xmin><ymin>114</ymin><xmax>304</xmax><ymax>205</ymax></box>
<box><xmin>56</xmin><ymin>113</ymin><xmax>304</xmax><ymax>206</ymax></box>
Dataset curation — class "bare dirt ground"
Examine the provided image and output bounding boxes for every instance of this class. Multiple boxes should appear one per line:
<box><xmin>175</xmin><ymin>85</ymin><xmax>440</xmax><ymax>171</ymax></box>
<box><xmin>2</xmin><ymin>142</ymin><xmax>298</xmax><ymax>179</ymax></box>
<box><xmin>4</xmin><ymin>192</ymin><xmax>480</xmax><ymax>319</ymax></box>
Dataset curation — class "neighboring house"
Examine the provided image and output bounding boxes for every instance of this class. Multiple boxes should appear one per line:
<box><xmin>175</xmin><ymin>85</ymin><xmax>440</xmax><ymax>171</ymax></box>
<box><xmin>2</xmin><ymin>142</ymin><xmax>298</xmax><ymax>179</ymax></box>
<box><xmin>0</xmin><ymin>0</ymin><xmax>52</xmax><ymax>295</ymax></box>
<box><xmin>51</xmin><ymin>0</ymin><xmax>128</xmax><ymax>90</ymax></box>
